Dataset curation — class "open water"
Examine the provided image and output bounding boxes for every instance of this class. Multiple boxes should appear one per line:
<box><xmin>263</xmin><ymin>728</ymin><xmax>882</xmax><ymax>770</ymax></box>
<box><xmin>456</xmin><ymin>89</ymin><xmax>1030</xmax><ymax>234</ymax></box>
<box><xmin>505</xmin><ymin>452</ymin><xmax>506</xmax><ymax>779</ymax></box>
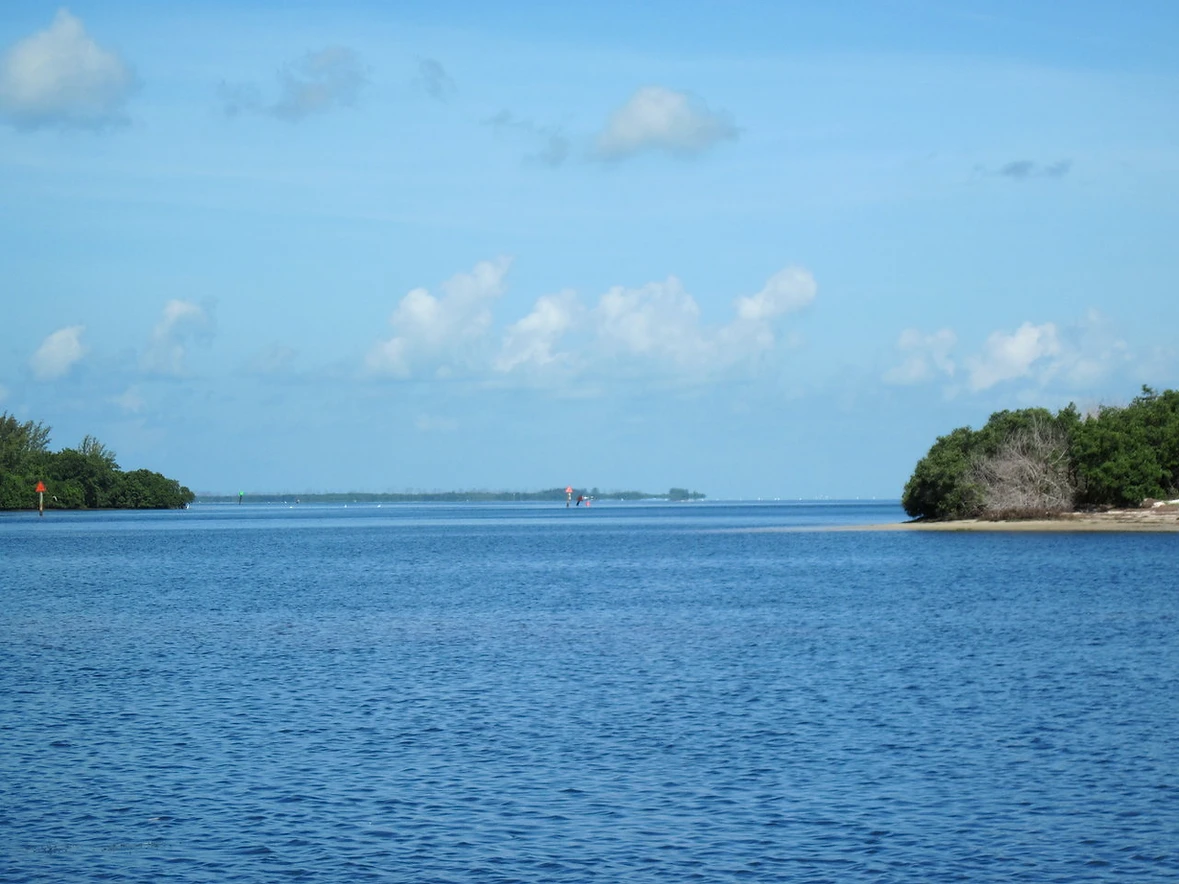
<box><xmin>2</xmin><ymin>501</ymin><xmax>1177</xmax><ymax>882</ymax></box>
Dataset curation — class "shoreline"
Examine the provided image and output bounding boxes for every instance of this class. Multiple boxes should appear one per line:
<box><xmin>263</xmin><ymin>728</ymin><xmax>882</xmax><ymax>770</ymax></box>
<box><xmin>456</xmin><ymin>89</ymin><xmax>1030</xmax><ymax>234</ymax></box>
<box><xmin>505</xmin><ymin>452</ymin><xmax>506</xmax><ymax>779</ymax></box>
<box><xmin>842</xmin><ymin>508</ymin><xmax>1179</xmax><ymax>533</ymax></box>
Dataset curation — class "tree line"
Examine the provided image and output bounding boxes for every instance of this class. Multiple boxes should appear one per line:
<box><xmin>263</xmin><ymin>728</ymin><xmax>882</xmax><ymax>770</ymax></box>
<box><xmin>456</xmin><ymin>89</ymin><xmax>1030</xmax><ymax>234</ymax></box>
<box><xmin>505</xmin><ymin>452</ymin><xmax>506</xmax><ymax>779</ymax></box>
<box><xmin>0</xmin><ymin>414</ymin><xmax>194</xmax><ymax>510</ymax></box>
<box><xmin>196</xmin><ymin>487</ymin><xmax>707</xmax><ymax>504</ymax></box>
<box><xmin>903</xmin><ymin>386</ymin><xmax>1179</xmax><ymax>520</ymax></box>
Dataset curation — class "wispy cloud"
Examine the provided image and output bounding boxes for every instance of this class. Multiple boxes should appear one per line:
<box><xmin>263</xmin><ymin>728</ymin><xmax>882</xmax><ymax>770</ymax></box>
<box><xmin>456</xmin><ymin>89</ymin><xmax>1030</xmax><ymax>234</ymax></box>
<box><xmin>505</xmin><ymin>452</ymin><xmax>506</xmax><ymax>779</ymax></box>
<box><xmin>484</xmin><ymin>110</ymin><xmax>570</xmax><ymax>167</ymax></box>
<box><xmin>594</xmin><ymin>86</ymin><xmax>738</xmax><ymax>161</ymax></box>
<box><xmin>221</xmin><ymin>47</ymin><xmax>367</xmax><ymax>122</ymax></box>
<box><xmin>111</xmin><ymin>386</ymin><xmax>145</xmax><ymax>414</ymax></box>
<box><xmin>887</xmin><ymin>311</ymin><xmax>1130</xmax><ymax>394</ymax></box>
<box><xmin>991</xmin><ymin>159</ymin><xmax>1072</xmax><ymax>180</ymax></box>
<box><xmin>141</xmin><ymin>300</ymin><xmax>215</xmax><ymax>375</ymax></box>
<box><xmin>30</xmin><ymin>325</ymin><xmax>87</xmax><ymax>380</ymax></box>
<box><xmin>415</xmin><ymin>58</ymin><xmax>454</xmax><ymax>101</ymax></box>
<box><xmin>244</xmin><ymin>344</ymin><xmax>298</xmax><ymax>376</ymax></box>
<box><xmin>414</xmin><ymin>414</ymin><xmax>459</xmax><ymax>432</ymax></box>
<box><xmin>0</xmin><ymin>9</ymin><xmax>135</xmax><ymax>130</ymax></box>
<box><xmin>884</xmin><ymin>328</ymin><xmax>957</xmax><ymax>385</ymax></box>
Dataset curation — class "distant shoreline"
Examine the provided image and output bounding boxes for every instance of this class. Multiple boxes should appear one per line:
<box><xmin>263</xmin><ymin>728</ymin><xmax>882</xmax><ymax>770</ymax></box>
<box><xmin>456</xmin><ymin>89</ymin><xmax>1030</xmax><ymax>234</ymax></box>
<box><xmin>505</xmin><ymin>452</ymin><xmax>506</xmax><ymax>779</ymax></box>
<box><xmin>192</xmin><ymin>488</ymin><xmax>706</xmax><ymax>504</ymax></box>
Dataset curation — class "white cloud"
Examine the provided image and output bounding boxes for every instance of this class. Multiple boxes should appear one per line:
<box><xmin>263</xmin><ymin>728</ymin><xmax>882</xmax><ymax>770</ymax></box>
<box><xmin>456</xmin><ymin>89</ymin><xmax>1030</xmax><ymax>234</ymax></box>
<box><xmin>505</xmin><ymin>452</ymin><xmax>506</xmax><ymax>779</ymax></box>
<box><xmin>594</xmin><ymin>277</ymin><xmax>713</xmax><ymax>367</ymax></box>
<box><xmin>367</xmin><ymin>260</ymin><xmax>815</xmax><ymax>385</ymax></box>
<box><xmin>734</xmin><ymin>266</ymin><xmax>817</xmax><ymax>322</ymax></box>
<box><xmin>967</xmin><ymin>321</ymin><xmax>1061</xmax><ymax>391</ymax></box>
<box><xmin>367</xmin><ymin>257</ymin><xmax>512</xmax><ymax>378</ymax></box>
<box><xmin>30</xmin><ymin>325</ymin><xmax>87</xmax><ymax>380</ymax></box>
<box><xmin>221</xmin><ymin>47</ymin><xmax>366</xmax><ymax>122</ymax></box>
<box><xmin>886</xmin><ymin>312</ymin><xmax>1133</xmax><ymax>394</ymax></box>
<box><xmin>495</xmin><ymin>290</ymin><xmax>581</xmax><ymax>373</ymax></box>
<box><xmin>0</xmin><ymin>9</ymin><xmax>135</xmax><ymax>130</ymax></box>
<box><xmin>590</xmin><ymin>265</ymin><xmax>815</xmax><ymax>376</ymax></box>
<box><xmin>884</xmin><ymin>328</ymin><xmax>957</xmax><ymax>385</ymax></box>
<box><xmin>594</xmin><ymin>86</ymin><xmax>737</xmax><ymax>160</ymax></box>
<box><xmin>111</xmin><ymin>386</ymin><xmax>145</xmax><ymax>413</ymax></box>
<box><xmin>142</xmin><ymin>300</ymin><xmax>214</xmax><ymax>375</ymax></box>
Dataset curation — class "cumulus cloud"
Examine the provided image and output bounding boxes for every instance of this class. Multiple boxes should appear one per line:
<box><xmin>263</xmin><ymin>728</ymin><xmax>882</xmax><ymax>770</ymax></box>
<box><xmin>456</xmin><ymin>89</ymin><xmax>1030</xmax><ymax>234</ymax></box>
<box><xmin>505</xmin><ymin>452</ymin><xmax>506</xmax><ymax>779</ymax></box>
<box><xmin>734</xmin><ymin>267</ymin><xmax>817</xmax><ymax>322</ymax></box>
<box><xmin>884</xmin><ymin>328</ymin><xmax>957</xmax><ymax>385</ymax></box>
<box><xmin>593</xmin><ymin>268</ymin><xmax>811</xmax><ymax>373</ymax></box>
<box><xmin>416</xmin><ymin>58</ymin><xmax>454</xmax><ymax>101</ymax></box>
<box><xmin>594</xmin><ymin>86</ymin><xmax>737</xmax><ymax>160</ymax></box>
<box><xmin>0</xmin><ymin>9</ymin><xmax>135</xmax><ymax>130</ymax></box>
<box><xmin>30</xmin><ymin>325</ymin><xmax>87</xmax><ymax>379</ymax></box>
<box><xmin>367</xmin><ymin>258</ymin><xmax>513</xmax><ymax>378</ymax></box>
<box><xmin>593</xmin><ymin>277</ymin><xmax>714</xmax><ymax>368</ymax></box>
<box><xmin>142</xmin><ymin>300</ymin><xmax>214</xmax><ymax>375</ymax></box>
<box><xmin>495</xmin><ymin>290</ymin><xmax>581</xmax><ymax>373</ymax></box>
<box><xmin>221</xmin><ymin>47</ymin><xmax>366</xmax><ymax>121</ymax></box>
<box><xmin>967</xmin><ymin>321</ymin><xmax>1062</xmax><ymax>391</ymax></box>
<box><xmin>492</xmin><ymin>268</ymin><xmax>815</xmax><ymax>381</ymax></box>
<box><xmin>367</xmin><ymin>260</ymin><xmax>815</xmax><ymax>384</ymax></box>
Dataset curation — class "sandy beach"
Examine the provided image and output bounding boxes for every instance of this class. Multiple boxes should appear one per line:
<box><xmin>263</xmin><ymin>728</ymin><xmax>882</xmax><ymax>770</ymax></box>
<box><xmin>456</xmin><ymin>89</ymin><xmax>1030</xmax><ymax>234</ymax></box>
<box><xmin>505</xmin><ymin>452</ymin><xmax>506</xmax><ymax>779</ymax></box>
<box><xmin>846</xmin><ymin>505</ymin><xmax>1179</xmax><ymax>533</ymax></box>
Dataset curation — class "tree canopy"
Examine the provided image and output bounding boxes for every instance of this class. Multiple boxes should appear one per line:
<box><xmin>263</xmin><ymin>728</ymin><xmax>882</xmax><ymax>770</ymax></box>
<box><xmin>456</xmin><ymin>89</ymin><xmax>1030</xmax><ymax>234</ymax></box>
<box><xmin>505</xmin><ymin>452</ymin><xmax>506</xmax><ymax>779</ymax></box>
<box><xmin>902</xmin><ymin>387</ymin><xmax>1179</xmax><ymax>520</ymax></box>
<box><xmin>0</xmin><ymin>413</ymin><xmax>194</xmax><ymax>510</ymax></box>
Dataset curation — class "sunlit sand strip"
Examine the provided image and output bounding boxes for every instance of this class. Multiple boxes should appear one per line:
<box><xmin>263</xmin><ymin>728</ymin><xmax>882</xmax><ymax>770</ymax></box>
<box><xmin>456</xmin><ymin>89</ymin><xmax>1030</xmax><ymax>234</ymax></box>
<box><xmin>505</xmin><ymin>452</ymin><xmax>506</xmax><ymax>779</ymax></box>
<box><xmin>832</xmin><ymin>512</ymin><xmax>1179</xmax><ymax>532</ymax></box>
<box><xmin>726</xmin><ymin>510</ymin><xmax>1179</xmax><ymax>533</ymax></box>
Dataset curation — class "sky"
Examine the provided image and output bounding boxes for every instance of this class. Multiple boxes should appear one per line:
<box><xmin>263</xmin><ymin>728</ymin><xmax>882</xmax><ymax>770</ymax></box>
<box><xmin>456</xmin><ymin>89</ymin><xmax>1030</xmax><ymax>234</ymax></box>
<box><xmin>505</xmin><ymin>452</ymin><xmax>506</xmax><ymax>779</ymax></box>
<box><xmin>1</xmin><ymin>1</ymin><xmax>1177</xmax><ymax>498</ymax></box>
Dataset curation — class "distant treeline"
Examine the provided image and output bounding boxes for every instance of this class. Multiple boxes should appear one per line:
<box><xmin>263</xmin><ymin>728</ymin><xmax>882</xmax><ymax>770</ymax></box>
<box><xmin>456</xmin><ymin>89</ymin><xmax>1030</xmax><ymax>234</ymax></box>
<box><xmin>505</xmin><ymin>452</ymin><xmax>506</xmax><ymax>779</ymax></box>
<box><xmin>195</xmin><ymin>487</ymin><xmax>707</xmax><ymax>504</ymax></box>
<box><xmin>0</xmin><ymin>413</ymin><xmax>194</xmax><ymax>511</ymax></box>
<box><xmin>903</xmin><ymin>386</ymin><xmax>1179</xmax><ymax>520</ymax></box>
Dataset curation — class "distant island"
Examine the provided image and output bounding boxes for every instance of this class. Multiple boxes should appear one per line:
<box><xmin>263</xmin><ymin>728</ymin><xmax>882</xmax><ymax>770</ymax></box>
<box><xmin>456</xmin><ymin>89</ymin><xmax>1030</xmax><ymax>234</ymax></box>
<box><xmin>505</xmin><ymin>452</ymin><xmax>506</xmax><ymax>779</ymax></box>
<box><xmin>195</xmin><ymin>487</ymin><xmax>707</xmax><ymax>504</ymax></box>
<box><xmin>0</xmin><ymin>413</ymin><xmax>194</xmax><ymax>510</ymax></box>
<box><xmin>903</xmin><ymin>386</ymin><xmax>1179</xmax><ymax>521</ymax></box>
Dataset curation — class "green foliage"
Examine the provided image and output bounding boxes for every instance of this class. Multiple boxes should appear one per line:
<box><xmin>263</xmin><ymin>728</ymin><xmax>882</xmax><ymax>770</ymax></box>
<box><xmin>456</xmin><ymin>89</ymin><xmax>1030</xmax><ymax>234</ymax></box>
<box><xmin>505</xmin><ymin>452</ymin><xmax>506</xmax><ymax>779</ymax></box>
<box><xmin>0</xmin><ymin>412</ymin><xmax>194</xmax><ymax>511</ymax></box>
<box><xmin>1070</xmin><ymin>387</ymin><xmax>1179</xmax><ymax>507</ymax></box>
<box><xmin>903</xmin><ymin>387</ymin><xmax>1179</xmax><ymax>519</ymax></box>
<box><xmin>108</xmin><ymin>470</ymin><xmax>195</xmax><ymax>509</ymax></box>
<box><xmin>901</xmin><ymin>426</ymin><xmax>983</xmax><ymax>520</ymax></box>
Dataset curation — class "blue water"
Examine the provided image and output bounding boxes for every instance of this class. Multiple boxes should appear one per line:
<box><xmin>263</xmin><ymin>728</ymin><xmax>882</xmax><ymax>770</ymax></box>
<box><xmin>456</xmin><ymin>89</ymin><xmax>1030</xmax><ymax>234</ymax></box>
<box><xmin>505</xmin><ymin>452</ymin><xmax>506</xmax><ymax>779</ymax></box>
<box><xmin>2</xmin><ymin>501</ymin><xmax>1176</xmax><ymax>882</ymax></box>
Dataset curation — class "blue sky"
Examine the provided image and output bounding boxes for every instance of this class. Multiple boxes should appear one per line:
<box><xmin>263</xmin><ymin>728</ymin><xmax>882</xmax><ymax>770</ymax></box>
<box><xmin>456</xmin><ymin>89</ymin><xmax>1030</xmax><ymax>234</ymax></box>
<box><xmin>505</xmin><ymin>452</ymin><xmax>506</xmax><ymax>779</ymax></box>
<box><xmin>1</xmin><ymin>1</ymin><xmax>1176</xmax><ymax>497</ymax></box>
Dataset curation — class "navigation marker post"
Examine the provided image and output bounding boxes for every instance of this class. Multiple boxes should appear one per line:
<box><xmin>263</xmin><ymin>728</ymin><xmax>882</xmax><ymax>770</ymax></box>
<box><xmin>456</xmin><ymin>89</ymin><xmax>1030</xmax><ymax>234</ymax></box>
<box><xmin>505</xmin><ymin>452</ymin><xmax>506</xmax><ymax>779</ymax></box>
<box><xmin>35</xmin><ymin>481</ymin><xmax>46</xmax><ymax>517</ymax></box>
<box><xmin>239</xmin><ymin>491</ymin><xmax>244</xmax><ymax>505</ymax></box>
<box><xmin>565</xmin><ymin>486</ymin><xmax>573</xmax><ymax>508</ymax></box>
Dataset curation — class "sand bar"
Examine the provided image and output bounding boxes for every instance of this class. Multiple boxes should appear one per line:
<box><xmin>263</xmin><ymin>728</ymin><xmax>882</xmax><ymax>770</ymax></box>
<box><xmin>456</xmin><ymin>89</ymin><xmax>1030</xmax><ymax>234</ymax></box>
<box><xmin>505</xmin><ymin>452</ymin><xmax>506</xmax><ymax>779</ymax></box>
<box><xmin>840</xmin><ymin>507</ymin><xmax>1179</xmax><ymax>533</ymax></box>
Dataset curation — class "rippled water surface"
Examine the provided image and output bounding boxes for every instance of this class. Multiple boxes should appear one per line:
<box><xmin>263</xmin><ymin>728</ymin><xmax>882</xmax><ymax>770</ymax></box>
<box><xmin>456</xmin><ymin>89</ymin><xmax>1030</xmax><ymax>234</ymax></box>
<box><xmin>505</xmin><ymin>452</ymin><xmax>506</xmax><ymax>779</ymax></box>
<box><xmin>2</xmin><ymin>501</ymin><xmax>1177</xmax><ymax>882</ymax></box>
